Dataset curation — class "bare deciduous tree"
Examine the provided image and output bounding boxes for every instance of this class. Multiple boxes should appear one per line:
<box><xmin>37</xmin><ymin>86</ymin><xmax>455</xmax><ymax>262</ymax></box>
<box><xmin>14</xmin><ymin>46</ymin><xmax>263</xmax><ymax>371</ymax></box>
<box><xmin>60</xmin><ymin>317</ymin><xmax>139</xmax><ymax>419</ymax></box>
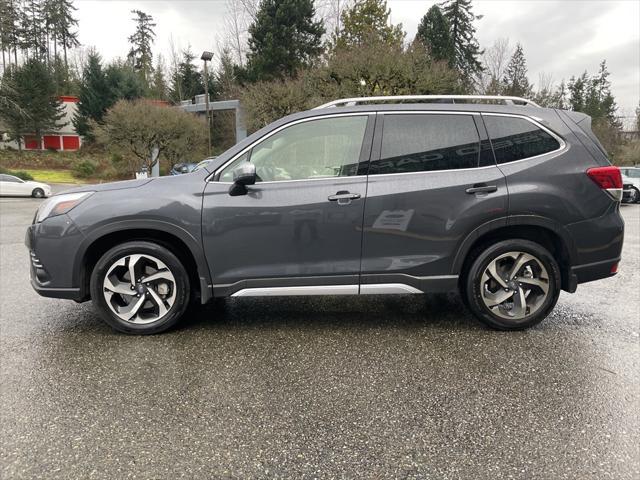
<box><xmin>478</xmin><ymin>37</ymin><xmax>511</xmax><ymax>94</ymax></box>
<box><xmin>224</xmin><ymin>0</ymin><xmax>250</xmax><ymax>67</ymax></box>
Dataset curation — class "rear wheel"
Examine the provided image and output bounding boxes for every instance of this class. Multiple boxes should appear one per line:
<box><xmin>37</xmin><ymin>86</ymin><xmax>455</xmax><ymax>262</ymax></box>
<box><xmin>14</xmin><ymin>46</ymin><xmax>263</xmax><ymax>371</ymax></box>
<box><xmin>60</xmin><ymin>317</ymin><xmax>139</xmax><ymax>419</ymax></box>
<box><xmin>464</xmin><ymin>240</ymin><xmax>561</xmax><ymax>330</ymax></box>
<box><xmin>32</xmin><ymin>188</ymin><xmax>44</xmax><ymax>198</ymax></box>
<box><xmin>630</xmin><ymin>187</ymin><xmax>640</xmax><ymax>204</ymax></box>
<box><xmin>89</xmin><ymin>241</ymin><xmax>190</xmax><ymax>334</ymax></box>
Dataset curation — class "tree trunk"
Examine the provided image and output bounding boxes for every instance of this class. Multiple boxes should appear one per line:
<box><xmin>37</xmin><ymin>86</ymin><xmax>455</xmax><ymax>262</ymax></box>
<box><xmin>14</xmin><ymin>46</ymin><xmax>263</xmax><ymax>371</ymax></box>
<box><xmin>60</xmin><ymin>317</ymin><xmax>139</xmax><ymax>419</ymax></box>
<box><xmin>63</xmin><ymin>37</ymin><xmax>68</xmax><ymax>76</ymax></box>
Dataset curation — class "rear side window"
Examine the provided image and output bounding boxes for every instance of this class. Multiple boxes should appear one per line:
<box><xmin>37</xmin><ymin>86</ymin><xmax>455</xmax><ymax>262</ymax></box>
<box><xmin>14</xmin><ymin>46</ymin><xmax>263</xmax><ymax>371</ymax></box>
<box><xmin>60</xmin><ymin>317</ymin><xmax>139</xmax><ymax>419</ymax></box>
<box><xmin>484</xmin><ymin>115</ymin><xmax>561</xmax><ymax>163</ymax></box>
<box><xmin>370</xmin><ymin>114</ymin><xmax>481</xmax><ymax>175</ymax></box>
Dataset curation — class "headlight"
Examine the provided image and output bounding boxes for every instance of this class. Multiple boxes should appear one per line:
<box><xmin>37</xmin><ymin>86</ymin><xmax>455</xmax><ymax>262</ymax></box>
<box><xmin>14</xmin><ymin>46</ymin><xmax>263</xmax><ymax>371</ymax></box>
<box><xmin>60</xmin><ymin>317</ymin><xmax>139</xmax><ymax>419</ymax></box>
<box><xmin>36</xmin><ymin>192</ymin><xmax>94</xmax><ymax>223</ymax></box>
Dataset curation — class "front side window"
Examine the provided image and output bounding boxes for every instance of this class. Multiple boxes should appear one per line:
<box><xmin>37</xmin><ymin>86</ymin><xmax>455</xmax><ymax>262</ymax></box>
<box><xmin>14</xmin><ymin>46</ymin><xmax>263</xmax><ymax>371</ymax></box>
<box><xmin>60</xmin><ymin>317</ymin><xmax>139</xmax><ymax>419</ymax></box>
<box><xmin>484</xmin><ymin>115</ymin><xmax>561</xmax><ymax>163</ymax></box>
<box><xmin>218</xmin><ymin>116</ymin><xmax>368</xmax><ymax>182</ymax></box>
<box><xmin>370</xmin><ymin>114</ymin><xmax>482</xmax><ymax>175</ymax></box>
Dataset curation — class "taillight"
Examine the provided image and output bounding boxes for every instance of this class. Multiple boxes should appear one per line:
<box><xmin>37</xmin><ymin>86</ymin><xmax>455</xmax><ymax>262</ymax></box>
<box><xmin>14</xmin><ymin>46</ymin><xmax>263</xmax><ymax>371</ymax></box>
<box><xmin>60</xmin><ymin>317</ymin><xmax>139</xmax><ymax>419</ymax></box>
<box><xmin>587</xmin><ymin>166</ymin><xmax>623</xmax><ymax>201</ymax></box>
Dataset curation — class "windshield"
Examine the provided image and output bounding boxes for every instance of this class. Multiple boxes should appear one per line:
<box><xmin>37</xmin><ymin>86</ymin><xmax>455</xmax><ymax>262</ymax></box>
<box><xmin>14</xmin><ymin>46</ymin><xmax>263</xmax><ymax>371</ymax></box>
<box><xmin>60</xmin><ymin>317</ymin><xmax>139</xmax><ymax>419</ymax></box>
<box><xmin>627</xmin><ymin>169</ymin><xmax>640</xmax><ymax>178</ymax></box>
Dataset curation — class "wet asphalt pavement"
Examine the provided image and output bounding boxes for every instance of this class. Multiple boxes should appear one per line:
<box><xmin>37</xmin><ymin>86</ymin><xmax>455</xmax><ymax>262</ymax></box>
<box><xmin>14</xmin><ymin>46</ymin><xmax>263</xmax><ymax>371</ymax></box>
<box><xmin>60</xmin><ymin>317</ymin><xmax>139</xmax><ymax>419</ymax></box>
<box><xmin>1</xmin><ymin>186</ymin><xmax>638</xmax><ymax>479</ymax></box>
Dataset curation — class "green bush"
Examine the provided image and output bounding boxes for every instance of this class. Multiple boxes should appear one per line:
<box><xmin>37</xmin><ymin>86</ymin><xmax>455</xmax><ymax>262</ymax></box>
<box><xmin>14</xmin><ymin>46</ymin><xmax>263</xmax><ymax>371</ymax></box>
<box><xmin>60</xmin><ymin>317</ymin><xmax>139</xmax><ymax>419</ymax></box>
<box><xmin>72</xmin><ymin>160</ymin><xmax>97</xmax><ymax>178</ymax></box>
<box><xmin>12</xmin><ymin>170</ymin><xmax>35</xmax><ymax>181</ymax></box>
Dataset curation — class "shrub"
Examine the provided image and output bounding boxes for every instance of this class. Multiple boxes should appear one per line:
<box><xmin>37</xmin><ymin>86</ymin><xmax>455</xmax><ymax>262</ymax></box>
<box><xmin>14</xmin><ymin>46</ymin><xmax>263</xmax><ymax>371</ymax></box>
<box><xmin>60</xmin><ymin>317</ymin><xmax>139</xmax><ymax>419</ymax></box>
<box><xmin>93</xmin><ymin>99</ymin><xmax>208</xmax><ymax>175</ymax></box>
<box><xmin>72</xmin><ymin>160</ymin><xmax>98</xmax><ymax>178</ymax></box>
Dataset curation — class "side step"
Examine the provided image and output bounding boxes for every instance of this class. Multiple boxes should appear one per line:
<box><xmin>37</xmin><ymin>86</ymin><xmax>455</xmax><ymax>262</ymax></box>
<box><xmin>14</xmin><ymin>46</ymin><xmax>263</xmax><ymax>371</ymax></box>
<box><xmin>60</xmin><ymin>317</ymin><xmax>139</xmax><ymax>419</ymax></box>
<box><xmin>230</xmin><ymin>284</ymin><xmax>423</xmax><ymax>297</ymax></box>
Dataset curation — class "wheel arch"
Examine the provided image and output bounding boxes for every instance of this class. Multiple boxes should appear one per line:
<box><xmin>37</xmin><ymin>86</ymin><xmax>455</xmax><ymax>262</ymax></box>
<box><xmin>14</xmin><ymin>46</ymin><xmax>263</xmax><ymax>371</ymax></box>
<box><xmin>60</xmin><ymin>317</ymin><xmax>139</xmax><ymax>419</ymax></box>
<box><xmin>74</xmin><ymin>222</ymin><xmax>212</xmax><ymax>303</ymax></box>
<box><xmin>453</xmin><ymin>216</ymin><xmax>577</xmax><ymax>292</ymax></box>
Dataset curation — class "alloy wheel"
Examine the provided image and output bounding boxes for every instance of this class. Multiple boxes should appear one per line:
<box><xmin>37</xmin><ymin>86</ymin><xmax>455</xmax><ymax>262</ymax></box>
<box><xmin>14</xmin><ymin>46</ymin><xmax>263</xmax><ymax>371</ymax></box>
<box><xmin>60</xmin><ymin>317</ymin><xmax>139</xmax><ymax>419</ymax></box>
<box><xmin>480</xmin><ymin>251</ymin><xmax>550</xmax><ymax>321</ymax></box>
<box><xmin>102</xmin><ymin>254</ymin><xmax>177</xmax><ymax>324</ymax></box>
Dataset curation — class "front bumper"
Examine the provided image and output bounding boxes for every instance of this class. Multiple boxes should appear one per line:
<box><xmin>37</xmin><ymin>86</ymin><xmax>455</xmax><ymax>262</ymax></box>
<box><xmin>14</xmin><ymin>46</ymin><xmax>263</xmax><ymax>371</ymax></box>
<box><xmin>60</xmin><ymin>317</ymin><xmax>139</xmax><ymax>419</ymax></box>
<box><xmin>26</xmin><ymin>214</ymin><xmax>86</xmax><ymax>301</ymax></box>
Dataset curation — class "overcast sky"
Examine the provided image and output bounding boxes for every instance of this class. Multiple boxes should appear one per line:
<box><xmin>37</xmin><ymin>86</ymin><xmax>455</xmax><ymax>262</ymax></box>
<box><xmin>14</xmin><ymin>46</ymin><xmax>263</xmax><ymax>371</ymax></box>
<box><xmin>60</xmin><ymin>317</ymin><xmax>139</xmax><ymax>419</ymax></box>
<box><xmin>75</xmin><ymin>0</ymin><xmax>639</xmax><ymax>119</ymax></box>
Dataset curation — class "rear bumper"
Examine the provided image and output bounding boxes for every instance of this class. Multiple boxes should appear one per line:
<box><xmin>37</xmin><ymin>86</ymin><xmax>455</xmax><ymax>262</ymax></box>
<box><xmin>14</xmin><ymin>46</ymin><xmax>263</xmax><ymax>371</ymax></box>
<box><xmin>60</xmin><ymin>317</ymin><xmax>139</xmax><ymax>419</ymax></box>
<box><xmin>564</xmin><ymin>202</ymin><xmax>624</xmax><ymax>291</ymax></box>
<box><xmin>566</xmin><ymin>257</ymin><xmax>620</xmax><ymax>292</ymax></box>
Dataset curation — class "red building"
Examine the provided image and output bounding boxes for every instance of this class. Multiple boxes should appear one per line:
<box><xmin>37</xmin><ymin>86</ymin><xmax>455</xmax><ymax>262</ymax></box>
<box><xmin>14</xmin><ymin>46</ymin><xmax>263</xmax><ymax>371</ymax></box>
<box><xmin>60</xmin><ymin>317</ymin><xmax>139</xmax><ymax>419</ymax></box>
<box><xmin>1</xmin><ymin>96</ymin><xmax>82</xmax><ymax>151</ymax></box>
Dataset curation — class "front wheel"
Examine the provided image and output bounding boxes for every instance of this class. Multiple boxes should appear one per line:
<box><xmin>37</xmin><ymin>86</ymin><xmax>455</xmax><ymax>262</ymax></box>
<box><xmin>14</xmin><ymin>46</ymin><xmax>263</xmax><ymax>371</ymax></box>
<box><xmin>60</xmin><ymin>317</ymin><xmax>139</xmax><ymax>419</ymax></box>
<box><xmin>89</xmin><ymin>241</ymin><xmax>190</xmax><ymax>334</ymax></box>
<box><xmin>464</xmin><ymin>240</ymin><xmax>561</xmax><ymax>330</ymax></box>
<box><xmin>32</xmin><ymin>188</ymin><xmax>44</xmax><ymax>198</ymax></box>
<box><xmin>630</xmin><ymin>187</ymin><xmax>640</xmax><ymax>204</ymax></box>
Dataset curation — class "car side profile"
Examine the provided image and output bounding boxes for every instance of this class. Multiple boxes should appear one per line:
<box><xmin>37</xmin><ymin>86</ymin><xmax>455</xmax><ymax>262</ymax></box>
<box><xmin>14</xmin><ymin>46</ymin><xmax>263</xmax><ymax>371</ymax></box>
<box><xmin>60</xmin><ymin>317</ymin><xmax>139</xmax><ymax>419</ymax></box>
<box><xmin>26</xmin><ymin>95</ymin><xmax>625</xmax><ymax>334</ymax></box>
<box><xmin>0</xmin><ymin>174</ymin><xmax>51</xmax><ymax>198</ymax></box>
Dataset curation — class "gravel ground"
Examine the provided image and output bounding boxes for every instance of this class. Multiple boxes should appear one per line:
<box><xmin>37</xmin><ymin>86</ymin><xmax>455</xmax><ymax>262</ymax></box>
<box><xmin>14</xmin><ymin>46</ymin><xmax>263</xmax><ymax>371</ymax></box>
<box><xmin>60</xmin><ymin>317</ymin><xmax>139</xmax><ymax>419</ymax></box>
<box><xmin>1</xmin><ymin>186</ymin><xmax>638</xmax><ymax>479</ymax></box>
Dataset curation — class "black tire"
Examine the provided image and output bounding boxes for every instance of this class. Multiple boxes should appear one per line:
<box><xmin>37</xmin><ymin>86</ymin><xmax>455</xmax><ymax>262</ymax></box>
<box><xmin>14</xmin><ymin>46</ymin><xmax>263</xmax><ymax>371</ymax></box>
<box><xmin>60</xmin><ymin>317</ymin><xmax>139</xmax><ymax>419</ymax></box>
<box><xmin>89</xmin><ymin>241</ymin><xmax>190</xmax><ymax>334</ymax></box>
<box><xmin>32</xmin><ymin>188</ymin><xmax>44</xmax><ymax>198</ymax></box>
<box><xmin>463</xmin><ymin>239</ymin><xmax>561</xmax><ymax>330</ymax></box>
<box><xmin>632</xmin><ymin>187</ymin><xmax>640</xmax><ymax>204</ymax></box>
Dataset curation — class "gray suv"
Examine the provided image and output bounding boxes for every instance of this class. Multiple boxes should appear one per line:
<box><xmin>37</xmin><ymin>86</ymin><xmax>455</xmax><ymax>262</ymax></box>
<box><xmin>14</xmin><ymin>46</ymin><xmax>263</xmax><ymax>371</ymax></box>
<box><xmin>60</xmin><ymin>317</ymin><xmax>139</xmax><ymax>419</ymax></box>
<box><xmin>26</xmin><ymin>95</ymin><xmax>625</xmax><ymax>334</ymax></box>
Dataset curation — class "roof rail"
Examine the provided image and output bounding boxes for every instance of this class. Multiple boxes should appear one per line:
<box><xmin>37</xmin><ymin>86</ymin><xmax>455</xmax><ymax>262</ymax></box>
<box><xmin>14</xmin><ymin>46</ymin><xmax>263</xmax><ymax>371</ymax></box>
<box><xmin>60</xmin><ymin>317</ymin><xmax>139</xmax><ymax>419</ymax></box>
<box><xmin>314</xmin><ymin>95</ymin><xmax>540</xmax><ymax>109</ymax></box>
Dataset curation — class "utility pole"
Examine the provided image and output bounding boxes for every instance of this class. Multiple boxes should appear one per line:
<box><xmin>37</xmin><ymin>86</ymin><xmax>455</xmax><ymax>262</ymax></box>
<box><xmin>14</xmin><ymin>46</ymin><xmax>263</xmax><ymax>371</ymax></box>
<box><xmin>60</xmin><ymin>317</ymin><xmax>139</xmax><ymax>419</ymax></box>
<box><xmin>201</xmin><ymin>51</ymin><xmax>214</xmax><ymax>157</ymax></box>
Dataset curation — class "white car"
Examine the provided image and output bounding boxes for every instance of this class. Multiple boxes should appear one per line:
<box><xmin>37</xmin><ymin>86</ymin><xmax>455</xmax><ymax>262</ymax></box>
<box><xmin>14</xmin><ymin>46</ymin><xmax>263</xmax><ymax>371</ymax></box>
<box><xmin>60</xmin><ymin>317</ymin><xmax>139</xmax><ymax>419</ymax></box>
<box><xmin>620</xmin><ymin>167</ymin><xmax>640</xmax><ymax>204</ymax></box>
<box><xmin>0</xmin><ymin>174</ymin><xmax>52</xmax><ymax>198</ymax></box>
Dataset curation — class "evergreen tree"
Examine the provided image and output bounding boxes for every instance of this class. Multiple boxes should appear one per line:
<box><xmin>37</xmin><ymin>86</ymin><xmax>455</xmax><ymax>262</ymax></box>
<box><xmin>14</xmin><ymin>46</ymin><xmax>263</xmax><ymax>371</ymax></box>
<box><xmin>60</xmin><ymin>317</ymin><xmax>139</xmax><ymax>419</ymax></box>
<box><xmin>0</xmin><ymin>58</ymin><xmax>64</xmax><ymax>149</ymax></box>
<box><xmin>415</xmin><ymin>5</ymin><xmax>454</xmax><ymax>65</ymax></box>
<box><xmin>169</xmin><ymin>48</ymin><xmax>203</xmax><ymax>103</ymax></box>
<box><xmin>20</xmin><ymin>0</ymin><xmax>46</xmax><ymax>60</ymax></box>
<box><xmin>216</xmin><ymin>47</ymin><xmax>237</xmax><ymax>99</ymax></box>
<box><xmin>568</xmin><ymin>61</ymin><xmax>619</xmax><ymax>127</ymax></box>
<box><xmin>105</xmin><ymin>60</ymin><xmax>146</xmax><ymax>101</ymax></box>
<box><xmin>73</xmin><ymin>51</ymin><xmax>111</xmax><ymax>138</ymax></box>
<box><xmin>1</xmin><ymin>0</ymin><xmax>21</xmax><ymax>66</ymax></box>
<box><xmin>335</xmin><ymin>0</ymin><xmax>404</xmax><ymax>49</ymax></box>
<box><xmin>0</xmin><ymin>0</ymin><xmax>16</xmax><ymax>69</ymax></box>
<box><xmin>127</xmin><ymin>9</ymin><xmax>156</xmax><ymax>84</ymax></box>
<box><xmin>440</xmin><ymin>0</ymin><xmax>482</xmax><ymax>82</ymax></box>
<box><xmin>586</xmin><ymin>60</ymin><xmax>618</xmax><ymax>126</ymax></box>
<box><xmin>244</xmin><ymin>0</ymin><xmax>325</xmax><ymax>81</ymax></box>
<box><xmin>501</xmin><ymin>43</ymin><xmax>531</xmax><ymax>97</ymax></box>
<box><xmin>150</xmin><ymin>54</ymin><xmax>168</xmax><ymax>100</ymax></box>
<box><xmin>51</xmin><ymin>0</ymin><xmax>80</xmax><ymax>72</ymax></box>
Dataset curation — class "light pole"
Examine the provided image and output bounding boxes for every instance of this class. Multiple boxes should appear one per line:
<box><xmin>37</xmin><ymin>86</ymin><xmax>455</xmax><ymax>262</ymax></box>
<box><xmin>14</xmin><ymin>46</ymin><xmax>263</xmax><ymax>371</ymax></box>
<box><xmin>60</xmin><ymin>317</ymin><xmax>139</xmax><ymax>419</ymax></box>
<box><xmin>201</xmin><ymin>51</ymin><xmax>214</xmax><ymax>157</ymax></box>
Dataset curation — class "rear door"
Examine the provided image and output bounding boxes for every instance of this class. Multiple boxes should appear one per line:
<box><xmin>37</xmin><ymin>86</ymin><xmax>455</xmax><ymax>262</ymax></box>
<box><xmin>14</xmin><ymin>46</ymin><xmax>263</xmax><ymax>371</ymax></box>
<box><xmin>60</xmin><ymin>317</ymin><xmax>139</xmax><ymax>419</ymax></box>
<box><xmin>360</xmin><ymin>112</ymin><xmax>508</xmax><ymax>292</ymax></box>
<box><xmin>202</xmin><ymin>113</ymin><xmax>375</xmax><ymax>294</ymax></box>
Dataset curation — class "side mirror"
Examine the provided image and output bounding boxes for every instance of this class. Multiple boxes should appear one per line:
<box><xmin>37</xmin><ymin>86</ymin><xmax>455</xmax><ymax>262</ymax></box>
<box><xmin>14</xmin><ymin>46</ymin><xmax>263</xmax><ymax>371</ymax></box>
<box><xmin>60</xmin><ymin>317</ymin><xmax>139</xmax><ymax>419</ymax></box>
<box><xmin>180</xmin><ymin>166</ymin><xmax>189</xmax><ymax>173</ymax></box>
<box><xmin>229</xmin><ymin>162</ymin><xmax>256</xmax><ymax>196</ymax></box>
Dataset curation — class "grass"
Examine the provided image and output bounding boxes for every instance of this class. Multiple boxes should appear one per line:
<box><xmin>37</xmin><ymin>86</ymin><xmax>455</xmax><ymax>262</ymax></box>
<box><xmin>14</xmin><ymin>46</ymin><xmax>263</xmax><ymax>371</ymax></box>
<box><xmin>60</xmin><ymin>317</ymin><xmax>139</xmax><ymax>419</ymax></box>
<box><xmin>19</xmin><ymin>169</ymin><xmax>84</xmax><ymax>184</ymax></box>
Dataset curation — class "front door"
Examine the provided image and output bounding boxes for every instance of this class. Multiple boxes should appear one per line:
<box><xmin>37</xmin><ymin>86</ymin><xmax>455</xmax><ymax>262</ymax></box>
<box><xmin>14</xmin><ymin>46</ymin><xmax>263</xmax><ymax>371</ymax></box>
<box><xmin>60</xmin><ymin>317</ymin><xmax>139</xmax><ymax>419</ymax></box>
<box><xmin>202</xmin><ymin>114</ymin><xmax>374</xmax><ymax>294</ymax></box>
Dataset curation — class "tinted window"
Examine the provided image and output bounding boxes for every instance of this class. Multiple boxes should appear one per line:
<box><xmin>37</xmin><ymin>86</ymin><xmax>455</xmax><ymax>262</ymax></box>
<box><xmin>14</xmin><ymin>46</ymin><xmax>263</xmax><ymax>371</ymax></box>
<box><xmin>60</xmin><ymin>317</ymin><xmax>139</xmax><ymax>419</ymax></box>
<box><xmin>484</xmin><ymin>116</ymin><xmax>561</xmax><ymax>163</ymax></box>
<box><xmin>218</xmin><ymin>116</ymin><xmax>368</xmax><ymax>182</ymax></box>
<box><xmin>370</xmin><ymin>114</ymin><xmax>481</xmax><ymax>175</ymax></box>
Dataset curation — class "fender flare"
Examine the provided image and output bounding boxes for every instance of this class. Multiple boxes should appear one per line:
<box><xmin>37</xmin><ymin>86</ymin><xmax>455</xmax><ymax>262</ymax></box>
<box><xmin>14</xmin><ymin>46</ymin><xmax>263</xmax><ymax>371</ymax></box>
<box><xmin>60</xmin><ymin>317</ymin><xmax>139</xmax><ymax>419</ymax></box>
<box><xmin>72</xmin><ymin>219</ymin><xmax>212</xmax><ymax>302</ymax></box>
<box><xmin>451</xmin><ymin>215</ymin><xmax>578</xmax><ymax>274</ymax></box>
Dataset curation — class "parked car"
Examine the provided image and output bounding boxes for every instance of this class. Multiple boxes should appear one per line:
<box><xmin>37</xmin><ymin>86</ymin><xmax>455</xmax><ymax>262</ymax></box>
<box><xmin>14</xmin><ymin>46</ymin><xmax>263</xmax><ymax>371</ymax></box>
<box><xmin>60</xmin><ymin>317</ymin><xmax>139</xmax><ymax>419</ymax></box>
<box><xmin>169</xmin><ymin>163</ymin><xmax>197</xmax><ymax>175</ymax></box>
<box><xmin>26</xmin><ymin>95</ymin><xmax>625</xmax><ymax>334</ymax></box>
<box><xmin>0</xmin><ymin>174</ymin><xmax>51</xmax><ymax>198</ymax></box>
<box><xmin>194</xmin><ymin>157</ymin><xmax>217</xmax><ymax>171</ymax></box>
<box><xmin>620</xmin><ymin>167</ymin><xmax>640</xmax><ymax>203</ymax></box>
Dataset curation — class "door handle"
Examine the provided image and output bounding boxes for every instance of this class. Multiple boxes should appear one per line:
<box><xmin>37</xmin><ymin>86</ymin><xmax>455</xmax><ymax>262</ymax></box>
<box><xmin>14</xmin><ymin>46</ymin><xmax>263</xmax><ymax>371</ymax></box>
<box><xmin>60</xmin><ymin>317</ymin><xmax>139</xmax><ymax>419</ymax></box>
<box><xmin>465</xmin><ymin>184</ymin><xmax>498</xmax><ymax>194</ymax></box>
<box><xmin>328</xmin><ymin>191</ymin><xmax>361</xmax><ymax>205</ymax></box>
